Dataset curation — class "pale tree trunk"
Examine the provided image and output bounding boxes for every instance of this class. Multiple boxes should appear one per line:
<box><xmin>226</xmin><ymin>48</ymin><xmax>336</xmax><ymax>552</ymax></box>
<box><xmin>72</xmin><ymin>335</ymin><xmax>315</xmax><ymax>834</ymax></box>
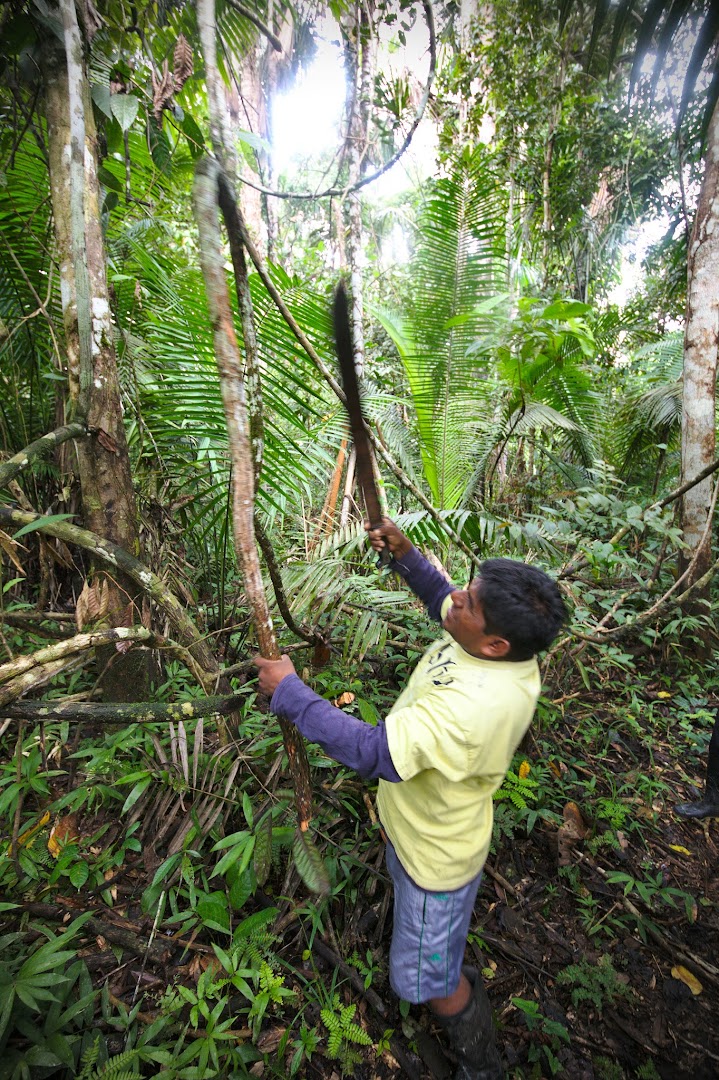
<box><xmin>196</xmin><ymin>0</ymin><xmax>313</xmax><ymax>830</ymax></box>
<box><xmin>680</xmin><ymin>94</ymin><xmax>719</xmax><ymax>617</ymax></box>
<box><xmin>341</xmin><ymin>0</ymin><xmax>376</xmax><ymax>372</ymax></box>
<box><xmin>458</xmin><ymin>0</ymin><xmax>477</xmax><ymax>138</ymax></box>
<box><xmin>237</xmin><ymin>44</ymin><xmax>266</xmax><ymax>247</ymax></box>
<box><xmin>45</xmin><ymin>0</ymin><xmax>147</xmax><ymax>700</ymax></box>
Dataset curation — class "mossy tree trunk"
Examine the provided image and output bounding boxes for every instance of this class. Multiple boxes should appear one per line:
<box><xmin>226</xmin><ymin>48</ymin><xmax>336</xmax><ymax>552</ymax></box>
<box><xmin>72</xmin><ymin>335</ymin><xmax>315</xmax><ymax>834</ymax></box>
<box><xmin>44</xmin><ymin>0</ymin><xmax>148</xmax><ymax>699</ymax></box>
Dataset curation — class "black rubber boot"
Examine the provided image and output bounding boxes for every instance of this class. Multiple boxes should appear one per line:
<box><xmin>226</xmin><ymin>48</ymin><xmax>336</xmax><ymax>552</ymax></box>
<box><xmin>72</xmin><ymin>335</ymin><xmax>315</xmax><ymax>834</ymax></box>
<box><xmin>676</xmin><ymin>710</ymin><xmax>719</xmax><ymax>820</ymax></box>
<box><xmin>439</xmin><ymin>967</ymin><xmax>503</xmax><ymax>1080</ymax></box>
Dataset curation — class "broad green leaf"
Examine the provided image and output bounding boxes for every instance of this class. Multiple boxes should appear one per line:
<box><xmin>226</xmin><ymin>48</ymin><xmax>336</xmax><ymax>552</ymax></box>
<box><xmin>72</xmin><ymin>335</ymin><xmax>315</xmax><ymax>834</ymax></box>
<box><xmin>110</xmin><ymin>93</ymin><xmax>140</xmax><ymax>132</ymax></box>
<box><xmin>69</xmin><ymin>861</ymin><xmax>89</xmax><ymax>889</ymax></box>
<box><xmin>229</xmin><ymin>866</ymin><xmax>256</xmax><ymax>912</ymax></box>
<box><xmin>196</xmin><ymin>896</ymin><xmax>230</xmax><ymax>935</ymax></box>
<box><xmin>356</xmin><ymin>697</ymin><xmax>380</xmax><ymax>726</ymax></box>
<box><xmin>211</xmin><ymin>835</ymin><xmax>253</xmax><ymax>879</ymax></box>
<box><xmin>211</xmin><ymin>829</ymin><xmax>250</xmax><ymax>851</ymax></box>
<box><xmin>122</xmin><ymin>776</ymin><xmax>152</xmax><ymax>814</ymax></box>
<box><xmin>91</xmin><ymin>83</ymin><xmax>113</xmax><ymax>119</ymax></box>
<box><xmin>292</xmin><ymin>828</ymin><xmax>330</xmax><ymax>896</ymax></box>
<box><xmin>242</xmin><ymin>790</ymin><xmax>254</xmax><ymax>829</ymax></box>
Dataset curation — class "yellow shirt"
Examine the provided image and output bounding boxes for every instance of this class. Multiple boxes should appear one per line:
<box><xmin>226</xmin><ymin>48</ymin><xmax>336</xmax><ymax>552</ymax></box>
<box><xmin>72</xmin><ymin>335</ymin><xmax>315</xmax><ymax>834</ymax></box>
<box><xmin>377</xmin><ymin>596</ymin><xmax>540</xmax><ymax>890</ymax></box>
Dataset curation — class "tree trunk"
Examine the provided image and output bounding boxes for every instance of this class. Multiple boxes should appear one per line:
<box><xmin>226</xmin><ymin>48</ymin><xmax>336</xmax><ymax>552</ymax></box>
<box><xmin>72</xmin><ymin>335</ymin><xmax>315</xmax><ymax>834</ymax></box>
<box><xmin>341</xmin><ymin>1</ymin><xmax>376</xmax><ymax>372</ymax></box>
<box><xmin>45</xmin><ymin>0</ymin><xmax>148</xmax><ymax>700</ymax></box>
<box><xmin>196</xmin><ymin>0</ymin><xmax>313</xmax><ymax>829</ymax></box>
<box><xmin>680</xmin><ymin>94</ymin><xmax>719</xmax><ymax>615</ymax></box>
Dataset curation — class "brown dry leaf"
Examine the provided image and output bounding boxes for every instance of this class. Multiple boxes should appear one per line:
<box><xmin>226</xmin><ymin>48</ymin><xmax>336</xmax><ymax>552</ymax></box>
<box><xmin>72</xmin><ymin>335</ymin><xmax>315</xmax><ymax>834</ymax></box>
<box><xmin>332</xmin><ymin>691</ymin><xmax>355</xmax><ymax>707</ymax></box>
<box><xmin>152</xmin><ymin>60</ymin><xmax>175</xmax><ymax>121</ymax></box>
<box><xmin>671</xmin><ymin>965</ymin><xmax>703</xmax><ymax>995</ymax></box>
<box><xmin>557</xmin><ymin>801</ymin><xmax>587</xmax><ymax>867</ymax></box>
<box><xmin>96</xmin><ymin>428</ymin><xmax>120</xmax><ymax>455</ymax></box>
<box><xmin>76</xmin><ymin>580</ymin><xmax>100</xmax><ymax>630</ymax></box>
<box><xmin>41</xmin><ymin>536</ymin><xmax>74</xmax><ymax>570</ymax></box>
<box><xmin>173</xmin><ymin>34</ymin><xmax>193</xmax><ymax>90</ymax></box>
<box><xmin>95</xmin><ymin>935</ymin><xmax>108</xmax><ymax>950</ymax></box>
<box><xmin>256</xmin><ymin>1027</ymin><xmax>286</xmax><ymax>1054</ymax></box>
<box><xmin>48</xmin><ymin>814</ymin><xmax>80</xmax><ymax>858</ymax></box>
<box><xmin>189</xmin><ymin>953</ymin><xmax>221</xmax><ymax>983</ymax></box>
<box><xmin>0</xmin><ymin>528</ymin><xmax>26</xmax><ymax>574</ymax></box>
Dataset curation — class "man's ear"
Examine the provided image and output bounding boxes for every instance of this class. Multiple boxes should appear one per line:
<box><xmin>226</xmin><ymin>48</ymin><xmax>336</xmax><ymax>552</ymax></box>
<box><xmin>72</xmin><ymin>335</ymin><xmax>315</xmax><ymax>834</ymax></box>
<box><xmin>480</xmin><ymin>636</ymin><xmax>511</xmax><ymax>659</ymax></box>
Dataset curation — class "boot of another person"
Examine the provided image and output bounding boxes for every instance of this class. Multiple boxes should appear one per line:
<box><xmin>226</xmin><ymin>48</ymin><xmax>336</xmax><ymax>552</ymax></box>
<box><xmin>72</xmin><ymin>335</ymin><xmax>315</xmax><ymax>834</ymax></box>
<box><xmin>439</xmin><ymin>966</ymin><xmax>502</xmax><ymax>1080</ymax></box>
<box><xmin>676</xmin><ymin>713</ymin><xmax>719</xmax><ymax>820</ymax></box>
<box><xmin>675</xmin><ymin>772</ymin><xmax>719</xmax><ymax>818</ymax></box>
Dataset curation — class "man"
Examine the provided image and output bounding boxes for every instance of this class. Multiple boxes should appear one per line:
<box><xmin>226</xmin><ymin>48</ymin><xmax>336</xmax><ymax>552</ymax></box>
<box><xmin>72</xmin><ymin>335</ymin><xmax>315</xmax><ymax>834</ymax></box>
<box><xmin>255</xmin><ymin>519</ymin><xmax>566</xmax><ymax>1079</ymax></box>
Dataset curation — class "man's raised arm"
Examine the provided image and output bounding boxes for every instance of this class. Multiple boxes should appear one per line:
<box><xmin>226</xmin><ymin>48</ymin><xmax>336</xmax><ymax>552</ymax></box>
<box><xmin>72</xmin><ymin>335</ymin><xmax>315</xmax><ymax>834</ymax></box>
<box><xmin>366</xmin><ymin>518</ymin><xmax>455</xmax><ymax>624</ymax></box>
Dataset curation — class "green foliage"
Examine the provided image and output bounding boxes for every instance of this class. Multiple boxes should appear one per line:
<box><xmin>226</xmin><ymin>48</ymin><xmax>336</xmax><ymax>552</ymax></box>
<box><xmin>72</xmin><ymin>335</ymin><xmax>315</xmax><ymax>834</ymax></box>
<box><xmin>320</xmin><ymin>993</ymin><xmax>373</xmax><ymax>1075</ymax></box>
<box><xmin>512</xmin><ymin>997</ymin><xmax>570</xmax><ymax>1077</ymax></box>
<box><xmin>0</xmin><ymin>915</ymin><xmax>98</xmax><ymax>1078</ymax></box>
<box><xmin>556</xmin><ymin>954</ymin><xmax>633</xmax><ymax>1015</ymax></box>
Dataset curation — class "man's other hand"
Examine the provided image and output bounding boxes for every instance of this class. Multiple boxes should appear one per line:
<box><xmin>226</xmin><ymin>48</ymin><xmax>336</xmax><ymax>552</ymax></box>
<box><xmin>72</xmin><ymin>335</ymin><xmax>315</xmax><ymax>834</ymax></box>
<box><xmin>254</xmin><ymin>654</ymin><xmax>297</xmax><ymax>697</ymax></box>
<box><xmin>365</xmin><ymin>517</ymin><xmax>412</xmax><ymax>559</ymax></box>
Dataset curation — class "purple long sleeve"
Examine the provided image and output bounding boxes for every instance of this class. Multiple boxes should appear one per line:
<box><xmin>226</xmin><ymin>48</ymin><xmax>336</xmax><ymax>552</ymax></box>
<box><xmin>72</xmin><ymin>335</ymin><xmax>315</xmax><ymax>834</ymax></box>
<box><xmin>267</xmin><ymin>546</ymin><xmax>453</xmax><ymax>783</ymax></box>
<box><xmin>390</xmin><ymin>545</ymin><xmax>455</xmax><ymax>622</ymax></box>
<box><xmin>271</xmin><ymin>674</ymin><xmax>402</xmax><ymax>782</ymax></box>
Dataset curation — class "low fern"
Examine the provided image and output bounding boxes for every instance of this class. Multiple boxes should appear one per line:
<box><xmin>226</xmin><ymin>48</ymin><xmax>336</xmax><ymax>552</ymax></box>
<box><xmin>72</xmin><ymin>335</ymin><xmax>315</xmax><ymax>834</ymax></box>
<box><xmin>77</xmin><ymin>1039</ymin><xmax>138</xmax><ymax>1080</ymax></box>
<box><xmin>493</xmin><ymin>769</ymin><xmax>539</xmax><ymax>810</ymax></box>
<box><xmin>320</xmin><ymin>993</ymin><xmax>373</xmax><ymax>1073</ymax></box>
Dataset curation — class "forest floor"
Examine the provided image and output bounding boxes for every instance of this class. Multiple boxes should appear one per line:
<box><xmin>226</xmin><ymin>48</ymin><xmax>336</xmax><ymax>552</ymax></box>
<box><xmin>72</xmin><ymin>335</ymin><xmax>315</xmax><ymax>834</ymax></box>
<box><xmin>11</xmin><ymin>687</ymin><xmax>717</xmax><ymax>1080</ymax></box>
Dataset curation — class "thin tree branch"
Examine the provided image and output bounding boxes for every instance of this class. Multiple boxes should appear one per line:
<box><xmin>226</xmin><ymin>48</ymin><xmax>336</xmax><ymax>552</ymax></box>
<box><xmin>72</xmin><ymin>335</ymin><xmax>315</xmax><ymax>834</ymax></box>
<box><xmin>254</xmin><ymin>514</ymin><xmax>325</xmax><ymax>646</ymax></box>
<box><xmin>560</xmin><ymin>453</ymin><xmax>719</xmax><ymax>579</ymax></box>
<box><xmin>0</xmin><ymin>423</ymin><xmax>86</xmax><ymax>490</ymax></box>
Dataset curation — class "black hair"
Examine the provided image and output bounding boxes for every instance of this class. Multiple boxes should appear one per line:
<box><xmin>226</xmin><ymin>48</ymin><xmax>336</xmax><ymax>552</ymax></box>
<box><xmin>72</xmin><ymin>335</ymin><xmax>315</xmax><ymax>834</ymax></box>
<box><xmin>476</xmin><ymin>559</ymin><xmax>566</xmax><ymax>661</ymax></box>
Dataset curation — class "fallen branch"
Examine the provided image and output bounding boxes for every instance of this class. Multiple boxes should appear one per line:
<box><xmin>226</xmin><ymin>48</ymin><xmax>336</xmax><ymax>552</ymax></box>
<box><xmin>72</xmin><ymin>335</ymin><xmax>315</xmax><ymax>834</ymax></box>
<box><xmin>0</xmin><ymin>655</ymin><xmax>86</xmax><ymax>713</ymax></box>
<box><xmin>0</xmin><ymin>626</ymin><xmax>155</xmax><ymax>686</ymax></box>
<box><xmin>0</xmin><ymin>422</ymin><xmax>86</xmax><ymax>490</ymax></box>
<box><xmin>0</xmin><ymin>506</ymin><xmax>219</xmax><ymax>689</ymax></box>
<box><xmin>17</xmin><ymin>902</ymin><xmax>173</xmax><ymax>964</ymax></box>
<box><xmin>573</xmin><ymin>851</ymin><xmax>719</xmax><ymax>988</ymax></box>
<box><xmin>0</xmin><ymin>693</ymin><xmax>245</xmax><ymax>723</ymax></box>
